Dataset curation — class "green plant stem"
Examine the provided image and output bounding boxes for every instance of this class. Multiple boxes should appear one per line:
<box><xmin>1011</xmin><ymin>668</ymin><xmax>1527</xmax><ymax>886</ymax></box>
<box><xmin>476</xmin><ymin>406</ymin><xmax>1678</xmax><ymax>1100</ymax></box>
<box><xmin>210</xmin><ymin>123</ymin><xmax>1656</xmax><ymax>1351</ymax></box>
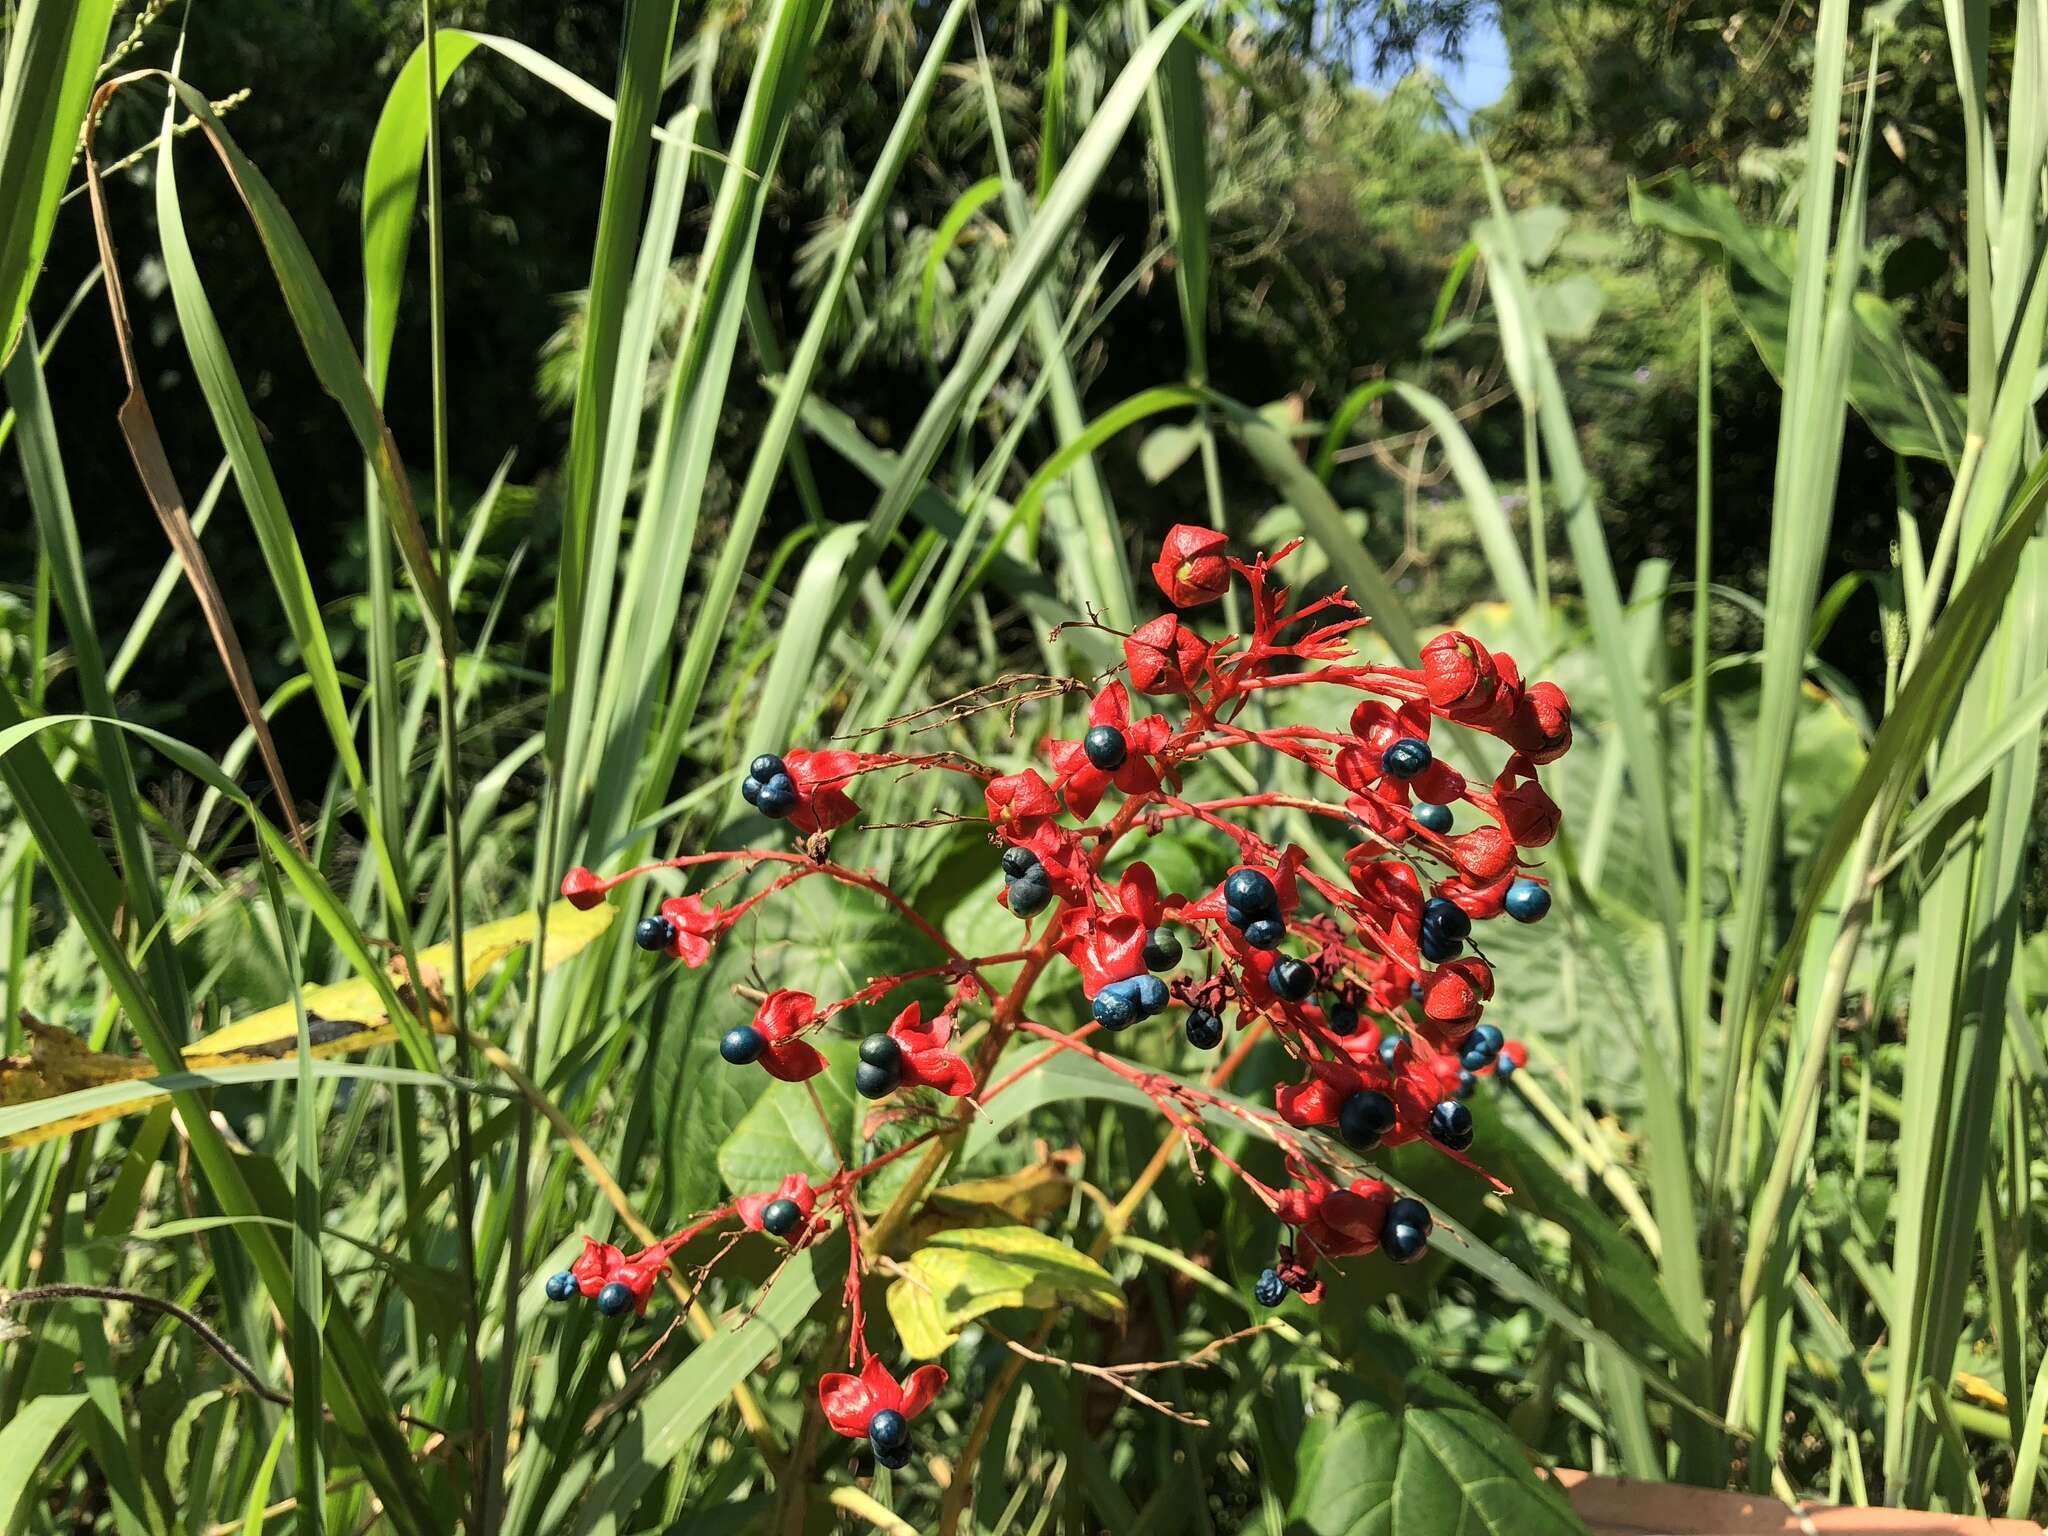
<box><xmin>420</xmin><ymin>6</ymin><xmax>487</xmax><ymax>1527</ymax></box>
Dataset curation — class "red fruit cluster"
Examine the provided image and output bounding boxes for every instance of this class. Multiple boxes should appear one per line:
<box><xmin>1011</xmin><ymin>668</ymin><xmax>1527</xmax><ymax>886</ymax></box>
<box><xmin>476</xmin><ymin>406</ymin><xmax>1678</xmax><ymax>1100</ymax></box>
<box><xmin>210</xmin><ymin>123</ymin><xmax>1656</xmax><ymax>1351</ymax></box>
<box><xmin>553</xmin><ymin>527</ymin><xmax>1564</xmax><ymax>1473</ymax></box>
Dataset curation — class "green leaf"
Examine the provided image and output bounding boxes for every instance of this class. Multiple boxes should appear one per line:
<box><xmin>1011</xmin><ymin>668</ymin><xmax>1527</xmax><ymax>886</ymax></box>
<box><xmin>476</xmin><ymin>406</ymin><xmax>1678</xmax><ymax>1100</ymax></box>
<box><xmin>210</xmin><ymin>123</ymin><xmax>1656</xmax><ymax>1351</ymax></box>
<box><xmin>1631</xmin><ymin>171</ymin><xmax>1965</xmax><ymax>462</ymax></box>
<box><xmin>716</xmin><ymin>1035</ymin><xmax>859</xmax><ymax>1195</ymax></box>
<box><xmin>887</xmin><ymin>1225</ymin><xmax>1127</xmax><ymax>1358</ymax></box>
<box><xmin>1533</xmin><ymin>274</ymin><xmax>1604</xmax><ymax>340</ymax></box>
<box><xmin>0</xmin><ymin>1394</ymin><xmax>89</xmax><ymax>1528</ymax></box>
<box><xmin>0</xmin><ymin>0</ymin><xmax>117</xmax><ymax>364</ymax></box>
<box><xmin>1289</xmin><ymin>1387</ymin><xmax>1589</xmax><ymax>1535</ymax></box>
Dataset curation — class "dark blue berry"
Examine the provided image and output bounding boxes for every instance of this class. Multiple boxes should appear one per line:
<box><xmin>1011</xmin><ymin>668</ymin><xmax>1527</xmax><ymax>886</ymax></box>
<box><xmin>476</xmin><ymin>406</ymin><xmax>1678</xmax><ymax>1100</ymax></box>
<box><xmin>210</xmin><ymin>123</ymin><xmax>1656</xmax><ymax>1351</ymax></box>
<box><xmin>1495</xmin><ymin>1054</ymin><xmax>1518</xmax><ymax>1081</ymax></box>
<box><xmin>1421</xmin><ymin>898</ymin><xmax>1471</xmax><ymax>941</ymax></box>
<box><xmin>761</xmin><ymin>1198</ymin><xmax>803</xmax><ymax>1237</ymax></box>
<box><xmin>1242</xmin><ymin>916</ymin><xmax>1285</xmax><ymax>950</ymax></box>
<box><xmin>1007</xmin><ymin>873</ymin><xmax>1053</xmax><ymax>916</ymax></box>
<box><xmin>544</xmin><ymin>1270</ymin><xmax>579</xmax><ymax>1303</ymax></box>
<box><xmin>859</xmin><ymin>1033</ymin><xmax>902</xmax><ymax>1069</ymax></box>
<box><xmin>1428</xmin><ymin>1100</ymin><xmax>1475</xmax><ymax>1151</ymax></box>
<box><xmin>1381</xmin><ymin>1197</ymin><xmax>1432</xmax><ymax>1263</ymax></box>
<box><xmin>1459</xmin><ymin>1025</ymin><xmax>1502</xmax><ymax>1071</ymax></box>
<box><xmin>1133</xmin><ymin>975</ymin><xmax>1169</xmax><ymax>1015</ymax></box>
<box><xmin>868</xmin><ymin>1408</ymin><xmax>910</xmax><ymax>1454</ymax></box>
<box><xmin>1083</xmin><ymin>725</ymin><xmax>1128</xmax><ymax>771</ymax></box>
<box><xmin>1268</xmin><ymin>957</ymin><xmax>1315</xmax><ymax>1001</ymax></box>
<box><xmin>740</xmin><ymin>775</ymin><xmax>763</xmax><ymax>805</ymax></box>
<box><xmin>635</xmin><ymin>915</ymin><xmax>675</xmax><ymax>952</ymax></box>
<box><xmin>1338</xmin><ymin>1089</ymin><xmax>1397</xmax><ymax>1150</ymax></box>
<box><xmin>1225</xmin><ymin>901</ymin><xmax>1249</xmax><ymax>930</ymax></box>
<box><xmin>1381</xmin><ymin>737</ymin><xmax>1433</xmax><ymax>779</ymax></box>
<box><xmin>1224</xmin><ymin>868</ymin><xmax>1277</xmax><ymax>915</ymax></box>
<box><xmin>595</xmin><ymin>1281</ymin><xmax>635</xmax><ymax>1318</ymax></box>
<box><xmin>1092</xmin><ymin>984</ymin><xmax>1138</xmax><ymax>1031</ymax></box>
<box><xmin>1504</xmin><ymin>878</ymin><xmax>1551</xmax><ymax>923</ymax></box>
<box><xmin>1456</xmin><ymin>1069</ymin><xmax>1477</xmax><ymax>1099</ymax></box>
<box><xmin>1379</xmin><ymin>1033</ymin><xmax>1410</xmax><ymax>1070</ymax></box>
<box><xmin>756</xmin><ymin>773</ymin><xmax>799</xmax><ymax>818</ymax></box>
<box><xmin>1420</xmin><ymin>930</ymin><xmax>1463</xmax><ymax>964</ymax></box>
<box><xmin>875</xmin><ymin>1442</ymin><xmax>911</xmax><ymax>1470</ymax></box>
<box><xmin>1409</xmin><ymin>981</ymin><xmax>1425</xmax><ymax>1001</ymax></box>
<box><xmin>721</xmin><ymin>1025</ymin><xmax>766</xmax><ymax>1065</ymax></box>
<box><xmin>1254</xmin><ymin>1268</ymin><xmax>1288</xmax><ymax>1307</ymax></box>
<box><xmin>751</xmin><ymin>754</ymin><xmax>788</xmax><ymax>782</ymax></box>
<box><xmin>1001</xmin><ymin>845</ymin><xmax>1040</xmax><ymax>879</ymax></box>
<box><xmin>1143</xmin><ymin>926</ymin><xmax>1183</xmax><ymax>971</ymax></box>
<box><xmin>1413</xmin><ymin>801</ymin><xmax>1454</xmax><ymax>835</ymax></box>
<box><xmin>855</xmin><ymin>1061</ymin><xmax>901</xmax><ymax>1099</ymax></box>
<box><xmin>1185</xmin><ymin>1009</ymin><xmax>1223</xmax><ymax>1049</ymax></box>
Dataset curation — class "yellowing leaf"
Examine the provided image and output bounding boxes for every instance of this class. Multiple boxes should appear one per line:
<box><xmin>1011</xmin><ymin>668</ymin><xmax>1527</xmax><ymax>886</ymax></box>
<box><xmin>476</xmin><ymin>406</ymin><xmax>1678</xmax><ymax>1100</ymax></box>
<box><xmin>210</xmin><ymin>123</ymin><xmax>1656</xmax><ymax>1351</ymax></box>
<box><xmin>0</xmin><ymin>898</ymin><xmax>612</xmax><ymax>1149</ymax></box>
<box><xmin>885</xmin><ymin>1224</ymin><xmax>1126</xmax><ymax>1359</ymax></box>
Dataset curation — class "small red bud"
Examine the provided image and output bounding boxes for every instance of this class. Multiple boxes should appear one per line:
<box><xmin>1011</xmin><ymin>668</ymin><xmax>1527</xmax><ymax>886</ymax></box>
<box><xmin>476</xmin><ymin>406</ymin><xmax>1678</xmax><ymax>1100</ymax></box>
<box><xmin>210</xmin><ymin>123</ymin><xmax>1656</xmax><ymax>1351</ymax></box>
<box><xmin>561</xmin><ymin>867</ymin><xmax>606</xmax><ymax>910</ymax></box>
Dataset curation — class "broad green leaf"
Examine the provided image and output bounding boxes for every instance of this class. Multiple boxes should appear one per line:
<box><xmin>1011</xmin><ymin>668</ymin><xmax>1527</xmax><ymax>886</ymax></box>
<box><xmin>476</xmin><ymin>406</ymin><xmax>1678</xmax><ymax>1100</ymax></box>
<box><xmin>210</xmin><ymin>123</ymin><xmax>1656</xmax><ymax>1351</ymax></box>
<box><xmin>716</xmin><ymin>1035</ymin><xmax>860</xmax><ymax>1194</ymax></box>
<box><xmin>887</xmin><ymin>1225</ymin><xmax>1127</xmax><ymax>1358</ymax></box>
<box><xmin>1631</xmin><ymin>171</ymin><xmax>1965</xmax><ymax>462</ymax></box>
<box><xmin>1533</xmin><ymin>273</ymin><xmax>1604</xmax><ymax>340</ymax></box>
<box><xmin>1289</xmin><ymin>1389</ymin><xmax>1589</xmax><ymax>1535</ymax></box>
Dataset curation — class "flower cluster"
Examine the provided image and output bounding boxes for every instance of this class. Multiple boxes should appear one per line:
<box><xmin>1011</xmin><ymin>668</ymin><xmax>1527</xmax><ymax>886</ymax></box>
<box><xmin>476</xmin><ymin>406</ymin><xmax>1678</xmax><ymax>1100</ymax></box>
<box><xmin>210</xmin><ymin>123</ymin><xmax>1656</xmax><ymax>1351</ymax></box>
<box><xmin>555</xmin><ymin>527</ymin><xmax>1564</xmax><ymax>1477</ymax></box>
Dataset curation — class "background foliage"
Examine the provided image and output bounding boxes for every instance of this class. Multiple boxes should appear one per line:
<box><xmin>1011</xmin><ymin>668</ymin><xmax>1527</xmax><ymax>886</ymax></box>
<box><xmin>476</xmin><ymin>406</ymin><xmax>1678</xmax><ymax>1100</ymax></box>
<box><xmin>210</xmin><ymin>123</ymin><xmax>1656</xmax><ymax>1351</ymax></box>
<box><xmin>2</xmin><ymin>0</ymin><xmax>2045</xmax><ymax>1531</ymax></box>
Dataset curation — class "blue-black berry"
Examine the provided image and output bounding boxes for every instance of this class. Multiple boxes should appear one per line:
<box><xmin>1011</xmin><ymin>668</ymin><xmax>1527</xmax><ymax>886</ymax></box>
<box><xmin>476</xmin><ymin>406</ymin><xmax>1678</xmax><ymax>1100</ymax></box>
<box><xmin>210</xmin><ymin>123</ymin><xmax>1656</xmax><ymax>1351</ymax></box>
<box><xmin>1268</xmin><ymin>956</ymin><xmax>1315</xmax><ymax>1001</ymax></box>
<box><xmin>1092</xmin><ymin>986</ymin><xmax>1137</xmax><ymax>1032</ymax></box>
<box><xmin>1421</xmin><ymin>897</ymin><xmax>1471</xmax><ymax>941</ymax></box>
<box><xmin>1224</xmin><ymin>868</ymin><xmax>1277</xmax><ymax>915</ymax></box>
<box><xmin>761</xmin><ymin>1198</ymin><xmax>803</xmax><ymax>1237</ymax></box>
<box><xmin>755</xmin><ymin>773</ymin><xmax>799</xmax><ymax>819</ymax></box>
<box><xmin>1254</xmin><ymin>1268</ymin><xmax>1288</xmax><ymax>1307</ymax></box>
<box><xmin>751</xmin><ymin>753</ymin><xmax>788</xmax><ymax>783</ymax></box>
<box><xmin>875</xmin><ymin>1442</ymin><xmax>911</xmax><ymax>1470</ymax></box>
<box><xmin>1455</xmin><ymin>1069</ymin><xmax>1477</xmax><ymax>1099</ymax></box>
<box><xmin>1008</xmin><ymin>873</ymin><xmax>1053</xmax><ymax>916</ymax></box>
<box><xmin>1326</xmin><ymin>1000</ymin><xmax>1360</xmax><ymax>1035</ymax></box>
<box><xmin>595</xmin><ymin>1281</ymin><xmax>635</xmax><ymax>1318</ymax></box>
<box><xmin>1458</xmin><ymin>1024</ymin><xmax>1502</xmax><ymax>1071</ymax></box>
<box><xmin>721</xmin><ymin>1025</ymin><xmax>766</xmax><ymax>1065</ymax></box>
<box><xmin>1381</xmin><ymin>737</ymin><xmax>1432</xmax><ymax>779</ymax></box>
<box><xmin>1338</xmin><ymin>1089</ymin><xmax>1397</xmax><ymax>1150</ymax></box>
<box><xmin>1381</xmin><ymin>1197</ymin><xmax>1432</xmax><ymax>1263</ymax></box>
<box><xmin>1504</xmin><ymin>878</ymin><xmax>1551</xmax><ymax>923</ymax></box>
<box><xmin>1420</xmin><ymin>929</ymin><xmax>1463</xmax><ymax>964</ymax></box>
<box><xmin>1143</xmin><ymin>926</ymin><xmax>1183</xmax><ymax>971</ymax></box>
<box><xmin>1242</xmin><ymin>916</ymin><xmax>1285</xmax><ymax>950</ymax></box>
<box><xmin>1495</xmin><ymin>1053</ymin><xmax>1518</xmax><ymax>1081</ymax></box>
<box><xmin>1083</xmin><ymin>725</ymin><xmax>1128</xmax><ymax>771</ymax></box>
<box><xmin>859</xmin><ymin>1033</ymin><xmax>902</xmax><ymax>1069</ymax></box>
<box><xmin>1379</xmin><ymin>1033</ymin><xmax>1410</xmax><ymax>1070</ymax></box>
<box><xmin>868</xmin><ymin>1408</ymin><xmax>910</xmax><ymax>1454</ymax></box>
<box><xmin>1413</xmin><ymin>801</ymin><xmax>1454</xmax><ymax>835</ymax></box>
<box><xmin>1185</xmin><ymin>1009</ymin><xmax>1224</xmax><ymax>1049</ymax></box>
<box><xmin>855</xmin><ymin>1060</ymin><xmax>901</xmax><ymax>1099</ymax></box>
<box><xmin>544</xmin><ymin>1270</ymin><xmax>578</xmax><ymax>1303</ymax></box>
<box><xmin>1133</xmin><ymin>975</ymin><xmax>1169</xmax><ymax>1015</ymax></box>
<box><xmin>634</xmin><ymin>915</ymin><xmax>674</xmax><ymax>953</ymax></box>
<box><xmin>1001</xmin><ymin>845</ymin><xmax>1040</xmax><ymax>879</ymax></box>
<box><xmin>1428</xmin><ymin>1100</ymin><xmax>1475</xmax><ymax>1151</ymax></box>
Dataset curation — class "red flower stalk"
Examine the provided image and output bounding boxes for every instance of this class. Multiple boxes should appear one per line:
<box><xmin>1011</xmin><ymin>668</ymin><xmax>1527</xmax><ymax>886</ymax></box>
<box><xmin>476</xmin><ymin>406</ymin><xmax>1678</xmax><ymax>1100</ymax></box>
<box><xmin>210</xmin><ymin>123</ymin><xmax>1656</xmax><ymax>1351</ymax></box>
<box><xmin>550</xmin><ymin>523</ymin><xmax>1574</xmax><ymax>1445</ymax></box>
